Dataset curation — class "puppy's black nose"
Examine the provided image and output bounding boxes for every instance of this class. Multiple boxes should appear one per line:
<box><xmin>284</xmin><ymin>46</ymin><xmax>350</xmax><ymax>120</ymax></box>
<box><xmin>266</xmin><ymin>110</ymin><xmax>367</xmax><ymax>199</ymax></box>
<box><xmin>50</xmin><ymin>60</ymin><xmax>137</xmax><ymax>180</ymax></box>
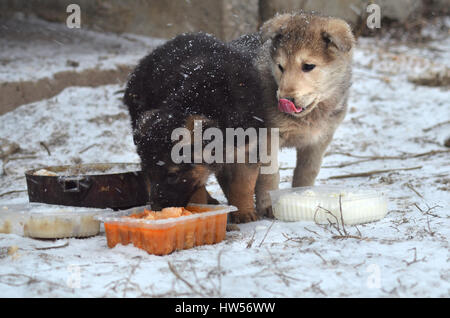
<box><xmin>284</xmin><ymin>97</ymin><xmax>295</xmax><ymax>104</ymax></box>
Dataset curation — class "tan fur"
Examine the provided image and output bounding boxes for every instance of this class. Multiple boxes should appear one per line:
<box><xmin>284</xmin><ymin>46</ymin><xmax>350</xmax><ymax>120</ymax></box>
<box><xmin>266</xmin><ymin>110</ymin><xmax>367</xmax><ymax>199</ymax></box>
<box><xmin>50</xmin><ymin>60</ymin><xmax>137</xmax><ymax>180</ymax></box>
<box><xmin>188</xmin><ymin>165</ymin><xmax>211</xmax><ymax>187</ymax></box>
<box><xmin>189</xmin><ymin>186</ymin><xmax>209</xmax><ymax>204</ymax></box>
<box><xmin>184</xmin><ymin>115</ymin><xmax>261</xmax><ymax>223</ymax></box>
<box><xmin>255</xmin><ymin>13</ymin><xmax>355</xmax><ymax>217</ymax></box>
<box><xmin>189</xmin><ymin>186</ymin><xmax>219</xmax><ymax>205</ymax></box>
<box><xmin>167</xmin><ymin>166</ymin><xmax>181</xmax><ymax>174</ymax></box>
<box><xmin>217</xmin><ymin>164</ymin><xmax>260</xmax><ymax>223</ymax></box>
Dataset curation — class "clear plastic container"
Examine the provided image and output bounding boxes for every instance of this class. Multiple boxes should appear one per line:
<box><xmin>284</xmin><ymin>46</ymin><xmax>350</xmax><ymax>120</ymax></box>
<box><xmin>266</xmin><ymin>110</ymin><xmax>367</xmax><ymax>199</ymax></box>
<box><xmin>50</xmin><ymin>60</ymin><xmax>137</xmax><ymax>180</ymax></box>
<box><xmin>0</xmin><ymin>205</ymin><xmax>28</xmax><ymax>236</ymax></box>
<box><xmin>269</xmin><ymin>186</ymin><xmax>388</xmax><ymax>225</ymax></box>
<box><xmin>96</xmin><ymin>204</ymin><xmax>237</xmax><ymax>255</ymax></box>
<box><xmin>0</xmin><ymin>203</ymin><xmax>110</xmax><ymax>238</ymax></box>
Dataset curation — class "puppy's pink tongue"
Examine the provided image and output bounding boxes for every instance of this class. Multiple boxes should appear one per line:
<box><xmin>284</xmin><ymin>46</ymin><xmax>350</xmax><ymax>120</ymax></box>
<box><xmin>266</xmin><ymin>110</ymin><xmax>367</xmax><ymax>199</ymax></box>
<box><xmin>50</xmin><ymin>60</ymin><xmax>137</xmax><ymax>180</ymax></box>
<box><xmin>278</xmin><ymin>99</ymin><xmax>302</xmax><ymax>113</ymax></box>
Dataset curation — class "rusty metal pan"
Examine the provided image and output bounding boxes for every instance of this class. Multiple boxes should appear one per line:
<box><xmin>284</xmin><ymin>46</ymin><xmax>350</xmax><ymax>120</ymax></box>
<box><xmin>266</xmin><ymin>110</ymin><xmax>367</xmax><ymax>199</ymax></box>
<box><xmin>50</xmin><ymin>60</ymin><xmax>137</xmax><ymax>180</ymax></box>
<box><xmin>25</xmin><ymin>163</ymin><xmax>149</xmax><ymax>210</ymax></box>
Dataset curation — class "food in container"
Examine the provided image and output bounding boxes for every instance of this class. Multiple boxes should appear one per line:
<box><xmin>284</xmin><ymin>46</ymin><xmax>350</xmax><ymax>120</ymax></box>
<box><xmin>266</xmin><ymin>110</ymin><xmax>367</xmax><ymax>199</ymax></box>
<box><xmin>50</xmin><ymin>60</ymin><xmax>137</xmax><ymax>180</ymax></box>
<box><xmin>33</xmin><ymin>169</ymin><xmax>58</xmax><ymax>177</ymax></box>
<box><xmin>270</xmin><ymin>186</ymin><xmax>388</xmax><ymax>225</ymax></box>
<box><xmin>0</xmin><ymin>203</ymin><xmax>110</xmax><ymax>238</ymax></box>
<box><xmin>96</xmin><ymin>204</ymin><xmax>237</xmax><ymax>255</ymax></box>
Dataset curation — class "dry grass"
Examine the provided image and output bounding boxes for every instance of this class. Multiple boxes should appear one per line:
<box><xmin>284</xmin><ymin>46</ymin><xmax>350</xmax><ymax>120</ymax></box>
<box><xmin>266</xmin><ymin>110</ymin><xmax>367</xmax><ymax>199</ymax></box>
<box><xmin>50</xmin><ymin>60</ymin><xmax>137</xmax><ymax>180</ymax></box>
<box><xmin>166</xmin><ymin>251</ymin><xmax>226</xmax><ymax>297</ymax></box>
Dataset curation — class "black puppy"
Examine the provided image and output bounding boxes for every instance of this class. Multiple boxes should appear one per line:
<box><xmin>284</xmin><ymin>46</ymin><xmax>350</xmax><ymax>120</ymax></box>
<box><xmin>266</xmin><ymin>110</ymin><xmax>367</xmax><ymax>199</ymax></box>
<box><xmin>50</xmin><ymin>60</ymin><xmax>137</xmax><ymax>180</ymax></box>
<box><xmin>124</xmin><ymin>33</ymin><xmax>265</xmax><ymax>223</ymax></box>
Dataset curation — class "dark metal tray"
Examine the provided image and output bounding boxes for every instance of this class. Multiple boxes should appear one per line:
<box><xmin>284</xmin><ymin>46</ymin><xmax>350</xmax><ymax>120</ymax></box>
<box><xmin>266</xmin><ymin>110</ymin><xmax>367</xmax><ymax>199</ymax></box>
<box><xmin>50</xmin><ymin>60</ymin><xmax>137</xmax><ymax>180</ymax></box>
<box><xmin>25</xmin><ymin>163</ymin><xmax>149</xmax><ymax>210</ymax></box>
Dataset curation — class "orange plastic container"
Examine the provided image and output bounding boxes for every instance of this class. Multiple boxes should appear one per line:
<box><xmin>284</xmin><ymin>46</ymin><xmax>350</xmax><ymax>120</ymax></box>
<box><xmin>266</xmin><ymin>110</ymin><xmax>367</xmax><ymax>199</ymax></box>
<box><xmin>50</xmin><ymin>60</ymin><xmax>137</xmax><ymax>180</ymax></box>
<box><xmin>96</xmin><ymin>204</ymin><xmax>237</xmax><ymax>255</ymax></box>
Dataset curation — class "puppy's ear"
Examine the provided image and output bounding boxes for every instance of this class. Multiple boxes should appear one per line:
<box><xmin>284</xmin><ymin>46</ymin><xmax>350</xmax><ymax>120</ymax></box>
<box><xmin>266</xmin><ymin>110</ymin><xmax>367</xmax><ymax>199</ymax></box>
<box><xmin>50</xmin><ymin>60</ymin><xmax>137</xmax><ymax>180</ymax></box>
<box><xmin>260</xmin><ymin>13</ymin><xmax>293</xmax><ymax>42</ymax></box>
<box><xmin>321</xmin><ymin>18</ymin><xmax>355</xmax><ymax>53</ymax></box>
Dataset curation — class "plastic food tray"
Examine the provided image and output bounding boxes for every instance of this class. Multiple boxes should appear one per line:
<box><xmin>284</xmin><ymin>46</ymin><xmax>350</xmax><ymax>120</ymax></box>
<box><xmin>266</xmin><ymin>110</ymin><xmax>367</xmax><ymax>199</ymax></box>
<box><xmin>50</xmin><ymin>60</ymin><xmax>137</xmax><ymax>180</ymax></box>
<box><xmin>0</xmin><ymin>203</ymin><xmax>110</xmax><ymax>238</ymax></box>
<box><xmin>270</xmin><ymin>186</ymin><xmax>388</xmax><ymax>225</ymax></box>
<box><xmin>96</xmin><ymin>204</ymin><xmax>237</xmax><ymax>256</ymax></box>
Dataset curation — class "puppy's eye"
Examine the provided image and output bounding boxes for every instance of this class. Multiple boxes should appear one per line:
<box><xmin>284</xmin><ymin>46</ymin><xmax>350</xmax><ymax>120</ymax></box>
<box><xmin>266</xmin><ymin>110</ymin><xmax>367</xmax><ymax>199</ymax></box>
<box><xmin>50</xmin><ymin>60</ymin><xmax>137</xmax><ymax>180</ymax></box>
<box><xmin>302</xmin><ymin>63</ymin><xmax>316</xmax><ymax>72</ymax></box>
<box><xmin>278</xmin><ymin>64</ymin><xmax>284</xmax><ymax>73</ymax></box>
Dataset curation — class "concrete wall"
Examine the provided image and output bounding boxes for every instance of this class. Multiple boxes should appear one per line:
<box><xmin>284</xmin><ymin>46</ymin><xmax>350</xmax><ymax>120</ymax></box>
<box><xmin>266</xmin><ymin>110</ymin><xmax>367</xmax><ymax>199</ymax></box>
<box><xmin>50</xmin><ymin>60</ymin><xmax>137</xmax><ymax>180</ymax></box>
<box><xmin>259</xmin><ymin>0</ymin><xmax>367</xmax><ymax>26</ymax></box>
<box><xmin>0</xmin><ymin>0</ymin><xmax>259</xmax><ymax>42</ymax></box>
<box><xmin>259</xmin><ymin>0</ymin><xmax>447</xmax><ymax>26</ymax></box>
<box><xmin>1</xmin><ymin>0</ymin><xmax>447</xmax><ymax>41</ymax></box>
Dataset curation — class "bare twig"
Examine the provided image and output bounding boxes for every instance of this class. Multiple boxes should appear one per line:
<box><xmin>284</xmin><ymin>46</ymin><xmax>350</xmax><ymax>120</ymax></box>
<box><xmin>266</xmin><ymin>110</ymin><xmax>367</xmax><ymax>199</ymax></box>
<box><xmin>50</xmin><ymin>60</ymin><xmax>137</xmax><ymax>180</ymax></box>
<box><xmin>265</xmin><ymin>248</ymin><xmax>300</xmax><ymax>287</ymax></box>
<box><xmin>312</xmin><ymin>210</ymin><xmax>334</xmax><ymax>235</ymax></box>
<box><xmin>289</xmin><ymin>150</ymin><xmax>447</xmax><ymax>170</ymax></box>
<box><xmin>424</xmin><ymin>214</ymin><xmax>435</xmax><ymax>237</ymax></box>
<box><xmin>414</xmin><ymin>203</ymin><xmax>440</xmax><ymax>236</ymax></box>
<box><xmin>314</xmin><ymin>203</ymin><xmax>369</xmax><ymax>240</ymax></box>
<box><xmin>214</xmin><ymin>250</ymin><xmax>224</xmax><ymax>296</ymax></box>
<box><xmin>246</xmin><ymin>229</ymin><xmax>256</xmax><ymax>248</ymax></box>
<box><xmin>327</xmin><ymin>166</ymin><xmax>422</xmax><ymax>180</ymax></box>
<box><xmin>312</xmin><ymin>250</ymin><xmax>327</xmax><ymax>265</ymax></box>
<box><xmin>258</xmin><ymin>220</ymin><xmax>275</xmax><ymax>248</ymax></box>
<box><xmin>355</xmin><ymin>225</ymin><xmax>362</xmax><ymax>237</ymax></box>
<box><xmin>322</xmin><ymin>158</ymin><xmax>376</xmax><ymax>168</ymax></box>
<box><xmin>314</xmin><ymin>206</ymin><xmax>343</xmax><ymax>235</ymax></box>
<box><xmin>4</xmin><ymin>155</ymin><xmax>38</xmax><ymax>161</ymax></box>
<box><xmin>39</xmin><ymin>142</ymin><xmax>51</xmax><ymax>156</ymax></box>
<box><xmin>325</xmin><ymin>149</ymin><xmax>449</xmax><ymax>160</ymax></box>
<box><xmin>423</xmin><ymin>120</ymin><xmax>450</xmax><ymax>132</ymax></box>
<box><xmin>79</xmin><ymin>143</ymin><xmax>100</xmax><ymax>154</ymax></box>
<box><xmin>324</xmin><ymin>146</ymin><xmax>448</xmax><ymax>167</ymax></box>
<box><xmin>353</xmin><ymin>260</ymin><xmax>366</xmax><ymax>269</ymax></box>
<box><xmin>0</xmin><ymin>273</ymin><xmax>67</xmax><ymax>290</ymax></box>
<box><xmin>0</xmin><ymin>189</ymin><xmax>27</xmax><ymax>198</ymax></box>
<box><xmin>103</xmin><ymin>257</ymin><xmax>143</xmax><ymax>297</ymax></box>
<box><xmin>122</xmin><ymin>257</ymin><xmax>142</xmax><ymax>297</ymax></box>
<box><xmin>405</xmin><ymin>183</ymin><xmax>424</xmax><ymax>199</ymax></box>
<box><xmin>403</xmin><ymin>248</ymin><xmax>426</xmax><ymax>266</ymax></box>
<box><xmin>279</xmin><ymin>166</ymin><xmax>295</xmax><ymax>170</ymax></box>
<box><xmin>305</xmin><ymin>281</ymin><xmax>327</xmax><ymax>296</ymax></box>
<box><xmin>304</xmin><ymin>227</ymin><xmax>321</xmax><ymax>237</ymax></box>
<box><xmin>167</xmin><ymin>262</ymin><xmax>205</xmax><ymax>297</ymax></box>
<box><xmin>282</xmin><ymin>233</ymin><xmax>315</xmax><ymax>245</ymax></box>
<box><xmin>114</xmin><ymin>89</ymin><xmax>126</xmax><ymax>95</ymax></box>
<box><xmin>189</xmin><ymin>262</ymin><xmax>210</xmax><ymax>294</ymax></box>
<box><xmin>339</xmin><ymin>195</ymin><xmax>348</xmax><ymax>235</ymax></box>
<box><xmin>331</xmin><ymin>235</ymin><xmax>369</xmax><ymax>240</ymax></box>
<box><xmin>104</xmin><ymin>278</ymin><xmax>144</xmax><ymax>297</ymax></box>
<box><xmin>413</xmin><ymin>203</ymin><xmax>441</xmax><ymax>218</ymax></box>
<box><xmin>413</xmin><ymin>203</ymin><xmax>424</xmax><ymax>213</ymax></box>
<box><xmin>1</xmin><ymin>155</ymin><xmax>38</xmax><ymax>176</ymax></box>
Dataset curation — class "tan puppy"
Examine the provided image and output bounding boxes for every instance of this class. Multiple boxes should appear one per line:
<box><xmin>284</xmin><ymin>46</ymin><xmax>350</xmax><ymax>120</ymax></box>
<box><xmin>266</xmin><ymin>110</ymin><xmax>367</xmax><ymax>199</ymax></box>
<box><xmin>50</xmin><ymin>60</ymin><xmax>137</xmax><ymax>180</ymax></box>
<box><xmin>191</xmin><ymin>13</ymin><xmax>355</xmax><ymax>222</ymax></box>
<box><xmin>251</xmin><ymin>13</ymin><xmax>356</xmax><ymax>217</ymax></box>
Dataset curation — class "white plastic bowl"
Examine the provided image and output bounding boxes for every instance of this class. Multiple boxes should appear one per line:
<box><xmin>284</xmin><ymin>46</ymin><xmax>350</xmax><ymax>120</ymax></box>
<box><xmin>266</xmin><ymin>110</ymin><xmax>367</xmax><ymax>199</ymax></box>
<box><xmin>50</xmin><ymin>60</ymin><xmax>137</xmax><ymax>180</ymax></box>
<box><xmin>269</xmin><ymin>186</ymin><xmax>388</xmax><ymax>225</ymax></box>
<box><xmin>0</xmin><ymin>203</ymin><xmax>110</xmax><ymax>238</ymax></box>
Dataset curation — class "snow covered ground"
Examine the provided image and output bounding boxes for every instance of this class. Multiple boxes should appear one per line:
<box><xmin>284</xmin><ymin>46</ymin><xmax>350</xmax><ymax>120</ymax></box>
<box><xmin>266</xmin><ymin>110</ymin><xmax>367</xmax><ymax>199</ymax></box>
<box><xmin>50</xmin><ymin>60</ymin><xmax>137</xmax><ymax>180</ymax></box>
<box><xmin>0</xmin><ymin>14</ymin><xmax>165</xmax><ymax>83</ymax></box>
<box><xmin>0</xmin><ymin>18</ymin><xmax>449</xmax><ymax>298</ymax></box>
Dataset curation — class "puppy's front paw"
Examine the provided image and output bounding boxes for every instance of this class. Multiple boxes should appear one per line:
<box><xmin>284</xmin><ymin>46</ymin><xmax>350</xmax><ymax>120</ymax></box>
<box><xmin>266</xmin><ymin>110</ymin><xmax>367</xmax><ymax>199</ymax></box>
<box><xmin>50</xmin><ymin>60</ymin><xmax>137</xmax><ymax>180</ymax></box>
<box><xmin>231</xmin><ymin>210</ymin><xmax>259</xmax><ymax>224</ymax></box>
<box><xmin>257</xmin><ymin>205</ymin><xmax>274</xmax><ymax>219</ymax></box>
<box><xmin>256</xmin><ymin>195</ymin><xmax>274</xmax><ymax>218</ymax></box>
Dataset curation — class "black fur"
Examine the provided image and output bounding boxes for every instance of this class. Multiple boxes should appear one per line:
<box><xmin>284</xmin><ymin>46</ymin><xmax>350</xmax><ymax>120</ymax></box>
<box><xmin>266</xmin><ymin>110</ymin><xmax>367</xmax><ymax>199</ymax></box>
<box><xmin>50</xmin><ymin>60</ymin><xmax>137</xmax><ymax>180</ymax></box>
<box><xmin>124</xmin><ymin>32</ymin><xmax>265</xmax><ymax>209</ymax></box>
